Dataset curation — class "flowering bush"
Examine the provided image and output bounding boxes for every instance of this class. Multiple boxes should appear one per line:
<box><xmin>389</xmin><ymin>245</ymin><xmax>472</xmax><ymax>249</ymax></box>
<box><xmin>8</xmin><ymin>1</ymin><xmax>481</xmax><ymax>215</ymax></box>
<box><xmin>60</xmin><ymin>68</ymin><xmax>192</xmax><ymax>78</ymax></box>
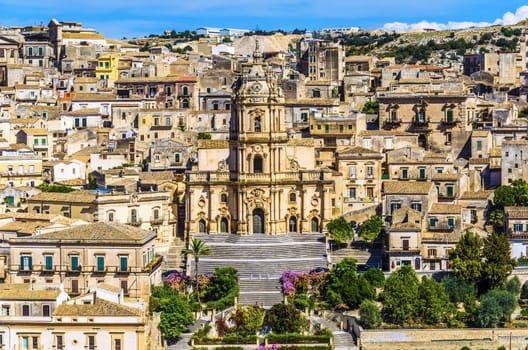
<box><xmin>281</xmin><ymin>271</ymin><xmax>301</xmax><ymax>297</ymax></box>
<box><xmin>164</xmin><ymin>272</ymin><xmax>189</xmax><ymax>293</ymax></box>
<box><xmin>280</xmin><ymin>271</ymin><xmax>330</xmax><ymax>300</ymax></box>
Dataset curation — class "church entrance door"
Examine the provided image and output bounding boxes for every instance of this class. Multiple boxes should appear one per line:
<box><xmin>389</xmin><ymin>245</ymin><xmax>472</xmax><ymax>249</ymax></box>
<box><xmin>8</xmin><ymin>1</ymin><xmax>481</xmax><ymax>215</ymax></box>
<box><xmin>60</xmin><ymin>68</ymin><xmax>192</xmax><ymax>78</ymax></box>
<box><xmin>253</xmin><ymin>208</ymin><xmax>265</xmax><ymax>234</ymax></box>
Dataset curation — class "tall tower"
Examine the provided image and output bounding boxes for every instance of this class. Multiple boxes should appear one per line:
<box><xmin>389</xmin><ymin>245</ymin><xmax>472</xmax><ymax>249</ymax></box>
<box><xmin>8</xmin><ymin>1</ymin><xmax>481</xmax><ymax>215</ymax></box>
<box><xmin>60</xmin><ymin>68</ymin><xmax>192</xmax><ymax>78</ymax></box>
<box><xmin>228</xmin><ymin>39</ymin><xmax>290</xmax><ymax>234</ymax></box>
<box><xmin>185</xmin><ymin>41</ymin><xmax>334</xmax><ymax>236</ymax></box>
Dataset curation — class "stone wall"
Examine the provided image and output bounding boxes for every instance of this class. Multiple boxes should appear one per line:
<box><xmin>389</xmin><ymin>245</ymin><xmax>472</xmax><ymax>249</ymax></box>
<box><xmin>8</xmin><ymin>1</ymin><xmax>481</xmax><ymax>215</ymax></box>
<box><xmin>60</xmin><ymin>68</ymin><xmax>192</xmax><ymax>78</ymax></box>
<box><xmin>360</xmin><ymin>328</ymin><xmax>528</xmax><ymax>350</ymax></box>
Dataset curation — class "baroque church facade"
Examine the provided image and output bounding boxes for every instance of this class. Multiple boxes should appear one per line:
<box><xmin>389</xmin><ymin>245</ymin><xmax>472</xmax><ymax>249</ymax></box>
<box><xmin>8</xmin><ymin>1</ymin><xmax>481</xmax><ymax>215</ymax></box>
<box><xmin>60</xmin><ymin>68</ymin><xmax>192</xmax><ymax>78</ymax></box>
<box><xmin>185</xmin><ymin>42</ymin><xmax>334</xmax><ymax>235</ymax></box>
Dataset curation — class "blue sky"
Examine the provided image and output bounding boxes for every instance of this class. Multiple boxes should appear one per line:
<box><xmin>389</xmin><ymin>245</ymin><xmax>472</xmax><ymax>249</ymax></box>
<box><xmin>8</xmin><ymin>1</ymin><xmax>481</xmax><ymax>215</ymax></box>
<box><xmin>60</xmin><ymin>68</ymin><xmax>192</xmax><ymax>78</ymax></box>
<box><xmin>1</xmin><ymin>0</ymin><xmax>528</xmax><ymax>39</ymax></box>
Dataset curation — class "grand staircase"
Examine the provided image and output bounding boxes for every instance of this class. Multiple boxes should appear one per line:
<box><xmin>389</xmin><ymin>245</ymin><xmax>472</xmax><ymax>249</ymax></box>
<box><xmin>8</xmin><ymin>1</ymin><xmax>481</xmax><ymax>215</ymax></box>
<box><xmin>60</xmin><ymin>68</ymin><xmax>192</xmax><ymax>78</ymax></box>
<box><xmin>189</xmin><ymin>233</ymin><xmax>328</xmax><ymax>307</ymax></box>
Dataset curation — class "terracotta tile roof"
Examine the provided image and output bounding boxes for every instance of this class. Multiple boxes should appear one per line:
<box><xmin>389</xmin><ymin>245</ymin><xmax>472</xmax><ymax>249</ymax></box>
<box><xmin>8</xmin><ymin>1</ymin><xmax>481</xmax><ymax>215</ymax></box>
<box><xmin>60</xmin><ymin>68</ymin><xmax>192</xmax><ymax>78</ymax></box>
<box><xmin>472</xmin><ymin>130</ymin><xmax>490</xmax><ymax>137</ymax></box>
<box><xmin>62</xmin><ymin>108</ymin><xmax>101</xmax><ymax>115</ymax></box>
<box><xmin>0</xmin><ymin>284</ymin><xmax>61</xmax><ymax>300</ymax></box>
<box><xmin>74</xmin><ymin>77</ymin><xmax>98</xmax><ymax>83</ymax></box>
<box><xmin>383</xmin><ymin>180</ymin><xmax>434</xmax><ymax>195</ymax></box>
<box><xmin>432</xmin><ymin>173</ymin><xmax>462</xmax><ymax>181</ymax></box>
<box><xmin>460</xmin><ymin>191</ymin><xmax>493</xmax><ymax>200</ymax></box>
<box><xmin>29</xmin><ymin>190</ymin><xmax>96</xmax><ymax>203</ymax></box>
<box><xmin>98</xmin><ymin>283</ymin><xmax>122</xmax><ymax>293</ymax></box>
<box><xmin>34</xmin><ymin>222</ymin><xmax>151</xmax><ymax>242</ymax></box>
<box><xmin>0</xmin><ymin>221</ymin><xmax>43</xmax><ymax>234</ymax></box>
<box><xmin>55</xmin><ymin>178</ymin><xmax>86</xmax><ymax>186</ymax></box>
<box><xmin>505</xmin><ymin>140</ymin><xmax>528</xmax><ymax>145</ymax></box>
<box><xmin>338</xmin><ymin>146</ymin><xmax>381</xmax><ymax>155</ymax></box>
<box><xmin>391</xmin><ymin>207</ymin><xmax>421</xmax><ymax>230</ymax></box>
<box><xmin>53</xmin><ymin>298</ymin><xmax>140</xmax><ymax>317</ymax></box>
<box><xmin>490</xmin><ymin>147</ymin><xmax>502</xmax><ymax>157</ymax></box>
<box><xmin>20</xmin><ymin>128</ymin><xmax>48</xmax><ymax>135</ymax></box>
<box><xmin>429</xmin><ymin>203</ymin><xmax>461</xmax><ymax>215</ymax></box>
<box><xmin>62</xmin><ymin>32</ymin><xmax>105</xmax><ymax>40</ymax></box>
<box><xmin>469</xmin><ymin>158</ymin><xmax>490</xmax><ymax>164</ymax></box>
<box><xmin>505</xmin><ymin>206</ymin><xmax>528</xmax><ymax>218</ymax></box>
<box><xmin>421</xmin><ymin>231</ymin><xmax>462</xmax><ymax>242</ymax></box>
<box><xmin>72</xmin><ymin>93</ymin><xmax>117</xmax><ymax>101</ymax></box>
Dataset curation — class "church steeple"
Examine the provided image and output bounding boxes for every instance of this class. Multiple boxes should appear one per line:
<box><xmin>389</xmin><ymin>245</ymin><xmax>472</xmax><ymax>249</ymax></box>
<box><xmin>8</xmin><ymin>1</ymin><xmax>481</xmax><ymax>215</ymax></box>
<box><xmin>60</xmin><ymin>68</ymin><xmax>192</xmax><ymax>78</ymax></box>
<box><xmin>253</xmin><ymin>38</ymin><xmax>263</xmax><ymax>65</ymax></box>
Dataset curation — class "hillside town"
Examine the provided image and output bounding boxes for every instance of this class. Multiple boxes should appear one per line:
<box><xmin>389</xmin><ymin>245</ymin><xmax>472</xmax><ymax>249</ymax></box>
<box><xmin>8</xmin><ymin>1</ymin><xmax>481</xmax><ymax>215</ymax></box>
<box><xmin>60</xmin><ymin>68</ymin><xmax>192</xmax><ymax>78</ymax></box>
<box><xmin>2</xmin><ymin>18</ymin><xmax>528</xmax><ymax>349</ymax></box>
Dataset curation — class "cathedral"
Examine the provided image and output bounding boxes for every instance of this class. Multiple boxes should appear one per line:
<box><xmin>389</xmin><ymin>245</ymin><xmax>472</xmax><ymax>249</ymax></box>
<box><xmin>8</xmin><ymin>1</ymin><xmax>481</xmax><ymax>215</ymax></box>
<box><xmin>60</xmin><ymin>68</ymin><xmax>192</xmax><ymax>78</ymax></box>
<box><xmin>185</xmin><ymin>41</ymin><xmax>334</xmax><ymax>236</ymax></box>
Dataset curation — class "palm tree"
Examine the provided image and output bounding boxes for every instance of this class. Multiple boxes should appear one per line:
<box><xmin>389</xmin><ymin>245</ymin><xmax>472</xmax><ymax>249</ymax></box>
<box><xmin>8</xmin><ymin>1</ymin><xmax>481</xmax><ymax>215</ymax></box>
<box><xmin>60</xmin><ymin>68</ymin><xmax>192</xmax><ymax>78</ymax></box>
<box><xmin>183</xmin><ymin>238</ymin><xmax>212</xmax><ymax>303</ymax></box>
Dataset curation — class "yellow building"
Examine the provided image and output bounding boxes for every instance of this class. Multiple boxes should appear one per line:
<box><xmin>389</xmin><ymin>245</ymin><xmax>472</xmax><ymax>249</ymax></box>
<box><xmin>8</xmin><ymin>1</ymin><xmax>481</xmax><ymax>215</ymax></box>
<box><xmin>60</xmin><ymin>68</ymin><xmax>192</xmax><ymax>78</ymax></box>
<box><xmin>95</xmin><ymin>53</ymin><xmax>120</xmax><ymax>88</ymax></box>
<box><xmin>6</xmin><ymin>222</ymin><xmax>161</xmax><ymax>299</ymax></box>
<box><xmin>0</xmin><ymin>149</ymin><xmax>43</xmax><ymax>187</ymax></box>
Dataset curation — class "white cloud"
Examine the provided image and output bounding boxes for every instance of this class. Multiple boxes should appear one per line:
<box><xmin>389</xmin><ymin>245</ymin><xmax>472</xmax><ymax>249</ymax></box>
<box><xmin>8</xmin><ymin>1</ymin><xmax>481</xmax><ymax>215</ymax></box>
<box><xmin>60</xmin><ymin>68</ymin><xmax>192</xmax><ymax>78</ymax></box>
<box><xmin>383</xmin><ymin>5</ymin><xmax>528</xmax><ymax>32</ymax></box>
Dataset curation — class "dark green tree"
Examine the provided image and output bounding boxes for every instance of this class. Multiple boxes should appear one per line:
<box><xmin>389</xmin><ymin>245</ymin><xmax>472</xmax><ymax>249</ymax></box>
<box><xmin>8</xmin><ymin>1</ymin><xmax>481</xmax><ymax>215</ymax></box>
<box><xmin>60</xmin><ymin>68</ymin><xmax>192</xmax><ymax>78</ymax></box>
<box><xmin>417</xmin><ymin>276</ymin><xmax>453</xmax><ymax>325</ymax></box>
<box><xmin>158</xmin><ymin>294</ymin><xmax>194</xmax><ymax>340</ymax></box>
<box><xmin>481</xmin><ymin>232</ymin><xmax>516</xmax><ymax>292</ymax></box>
<box><xmin>359</xmin><ymin>300</ymin><xmax>382</xmax><ymax>328</ymax></box>
<box><xmin>381</xmin><ymin>265</ymin><xmax>419</xmax><ymax>325</ymax></box>
<box><xmin>326</xmin><ymin>260</ymin><xmax>375</xmax><ymax>309</ymax></box>
<box><xmin>326</xmin><ymin>217</ymin><xmax>354</xmax><ymax>244</ymax></box>
<box><xmin>263</xmin><ymin>303</ymin><xmax>309</xmax><ymax>334</ymax></box>
<box><xmin>358</xmin><ymin>215</ymin><xmax>384</xmax><ymax>242</ymax></box>
<box><xmin>504</xmin><ymin>276</ymin><xmax>521</xmax><ymax>296</ymax></box>
<box><xmin>333</xmin><ymin>257</ymin><xmax>358</xmax><ymax>277</ymax></box>
<box><xmin>183</xmin><ymin>239</ymin><xmax>212</xmax><ymax>303</ymax></box>
<box><xmin>362</xmin><ymin>268</ymin><xmax>385</xmax><ymax>288</ymax></box>
<box><xmin>442</xmin><ymin>275</ymin><xmax>477</xmax><ymax>304</ymax></box>
<box><xmin>476</xmin><ymin>289</ymin><xmax>517</xmax><ymax>327</ymax></box>
<box><xmin>205</xmin><ymin>267</ymin><xmax>238</xmax><ymax>301</ymax></box>
<box><xmin>449</xmin><ymin>231</ymin><xmax>483</xmax><ymax>287</ymax></box>
<box><xmin>521</xmin><ymin>280</ymin><xmax>528</xmax><ymax>300</ymax></box>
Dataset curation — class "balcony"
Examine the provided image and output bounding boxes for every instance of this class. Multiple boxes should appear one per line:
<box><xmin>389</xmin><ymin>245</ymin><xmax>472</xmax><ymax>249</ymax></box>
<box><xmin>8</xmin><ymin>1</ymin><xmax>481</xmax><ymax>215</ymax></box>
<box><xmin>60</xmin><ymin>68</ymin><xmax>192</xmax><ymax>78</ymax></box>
<box><xmin>428</xmin><ymin>222</ymin><xmax>455</xmax><ymax>232</ymax></box>
<box><xmin>508</xmin><ymin>229</ymin><xmax>528</xmax><ymax>240</ymax></box>
<box><xmin>128</xmin><ymin>219</ymin><xmax>143</xmax><ymax>227</ymax></box>
<box><xmin>383</xmin><ymin>119</ymin><xmax>401</xmax><ymax>130</ymax></box>
<box><xmin>150</xmin><ymin>218</ymin><xmax>163</xmax><ymax>225</ymax></box>
<box><xmin>441</xmin><ymin>118</ymin><xmax>460</xmax><ymax>127</ymax></box>
<box><xmin>408</xmin><ymin>118</ymin><xmax>430</xmax><ymax>132</ymax></box>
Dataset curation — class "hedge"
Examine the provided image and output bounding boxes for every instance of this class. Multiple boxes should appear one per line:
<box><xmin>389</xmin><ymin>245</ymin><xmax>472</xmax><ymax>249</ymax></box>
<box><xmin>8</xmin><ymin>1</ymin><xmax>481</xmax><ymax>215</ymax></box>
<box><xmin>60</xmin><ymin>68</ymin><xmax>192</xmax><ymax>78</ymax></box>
<box><xmin>192</xmin><ymin>335</ymin><xmax>257</xmax><ymax>345</ymax></box>
<box><xmin>266</xmin><ymin>333</ymin><xmax>332</xmax><ymax>344</ymax></box>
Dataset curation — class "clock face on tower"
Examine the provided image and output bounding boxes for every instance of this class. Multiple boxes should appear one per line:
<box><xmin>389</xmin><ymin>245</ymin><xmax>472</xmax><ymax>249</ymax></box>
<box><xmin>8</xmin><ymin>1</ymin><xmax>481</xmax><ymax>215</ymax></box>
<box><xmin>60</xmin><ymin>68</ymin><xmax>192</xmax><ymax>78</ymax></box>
<box><xmin>251</xmin><ymin>82</ymin><xmax>262</xmax><ymax>92</ymax></box>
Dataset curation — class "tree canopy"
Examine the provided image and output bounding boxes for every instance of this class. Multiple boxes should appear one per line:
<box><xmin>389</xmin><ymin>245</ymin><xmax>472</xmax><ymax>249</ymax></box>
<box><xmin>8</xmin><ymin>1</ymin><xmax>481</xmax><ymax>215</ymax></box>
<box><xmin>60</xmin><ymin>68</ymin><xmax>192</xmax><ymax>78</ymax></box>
<box><xmin>358</xmin><ymin>215</ymin><xmax>384</xmax><ymax>242</ymax></box>
<box><xmin>326</xmin><ymin>217</ymin><xmax>354</xmax><ymax>243</ymax></box>
<box><xmin>449</xmin><ymin>231</ymin><xmax>515</xmax><ymax>294</ymax></box>
<box><xmin>381</xmin><ymin>265</ymin><xmax>420</xmax><ymax>325</ymax></box>
<box><xmin>449</xmin><ymin>231</ymin><xmax>483</xmax><ymax>287</ymax></box>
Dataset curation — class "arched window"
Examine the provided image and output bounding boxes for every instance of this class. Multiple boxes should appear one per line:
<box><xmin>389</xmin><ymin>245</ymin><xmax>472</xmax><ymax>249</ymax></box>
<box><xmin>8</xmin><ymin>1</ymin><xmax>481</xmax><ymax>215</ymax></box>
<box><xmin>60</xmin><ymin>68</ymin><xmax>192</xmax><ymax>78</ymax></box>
<box><xmin>289</xmin><ymin>193</ymin><xmax>296</xmax><ymax>202</ymax></box>
<box><xmin>220</xmin><ymin>193</ymin><xmax>228</xmax><ymax>203</ymax></box>
<box><xmin>253</xmin><ymin>208</ymin><xmax>265</xmax><ymax>234</ymax></box>
<box><xmin>182</xmin><ymin>86</ymin><xmax>189</xmax><ymax>96</ymax></box>
<box><xmin>182</xmin><ymin>99</ymin><xmax>190</xmax><ymax>108</ymax></box>
<box><xmin>220</xmin><ymin>217</ymin><xmax>229</xmax><ymax>233</ymax></box>
<box><xmin>311</xmin><ymin>217</ymin><xmax>319</xmax><ymax>232</ymax></box>
<box><xmin>108</xmin><ymin>211</ymin><xmax>114</xmax><ymax>222</ymax></box>
<box><xmin>289</xmin><ymin>216</ymin><xmax>297</xmax><ymax>233</ymax></box>
<box><xmin>254</xmin><ymin>116</ymin><xmax>261</xmax><ymax>132</ymax></box>
<box><xmin>253</xmin><ymin>155</ymin><xmax>263</xmax><ymax>173</ymax></box>
<box><xmin>153</xmin><ymin>208</ymin><xmax>159</xmax><ymax>220</ymax></box>
<box><xmin>198</xmin><ymin>219</ymin><xmax>207</xmax><ymax>233</ymax></box>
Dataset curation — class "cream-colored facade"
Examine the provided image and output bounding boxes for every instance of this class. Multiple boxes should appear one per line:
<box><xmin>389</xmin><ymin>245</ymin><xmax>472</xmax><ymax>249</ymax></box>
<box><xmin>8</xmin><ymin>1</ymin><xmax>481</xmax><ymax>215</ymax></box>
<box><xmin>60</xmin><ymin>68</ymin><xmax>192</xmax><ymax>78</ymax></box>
<box><xmin>336</xmin><ymin>146</ymin><xmax>383</xmax><ymax>213</ymax></box>
<box><xmin>0</xmin><ymin>149</ymin><xmax>43</xmax><ymax>187</ymax></box>
<box><xmin>0</xmin><ymin>284</ymin><xmax>149</xmax><ymax>350</ymax></box>
<box><xmin>6</xmin><ymin>222</ymin><xmax>161</xmax><ymax>299</ymax></box>
<box><xmin>186</xmin><ymin>42</ymin><xmax>334</xmax><ymax>236</ymax></box>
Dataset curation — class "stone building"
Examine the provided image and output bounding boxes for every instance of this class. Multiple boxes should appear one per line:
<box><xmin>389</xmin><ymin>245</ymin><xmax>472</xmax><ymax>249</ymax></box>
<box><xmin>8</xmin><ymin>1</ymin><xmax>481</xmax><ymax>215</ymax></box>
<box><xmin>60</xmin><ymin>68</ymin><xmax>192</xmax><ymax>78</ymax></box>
<box><xmin>185</xmin><ymin>41</ymin><xmax>334</xmax><ymax>236</ymax></box>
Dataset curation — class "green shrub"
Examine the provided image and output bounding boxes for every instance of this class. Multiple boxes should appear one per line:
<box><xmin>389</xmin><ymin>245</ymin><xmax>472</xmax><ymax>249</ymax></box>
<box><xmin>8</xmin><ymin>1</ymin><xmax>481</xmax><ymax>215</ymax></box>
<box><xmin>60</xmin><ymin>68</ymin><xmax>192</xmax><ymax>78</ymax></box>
<box><xmin>266</xmin><ymin>333</ymin><xmax>332</xmax><ymax>344</ymax></box>
<box><xmin>194</xmin><ymin>324</ymin><xmax>211</xmax><ymax>338</ymax></box>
